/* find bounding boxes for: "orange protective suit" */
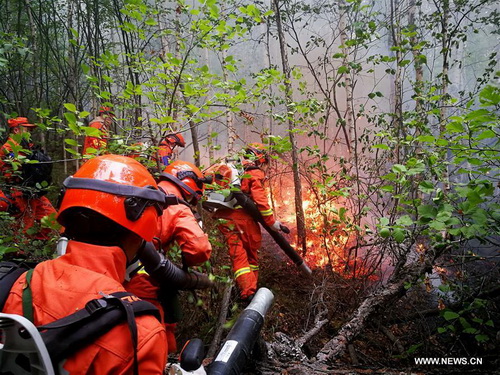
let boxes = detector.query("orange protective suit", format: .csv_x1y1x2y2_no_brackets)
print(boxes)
157,140,174,166
0,138,56,240
124,179,211,352
157,180,212,266
82,117,109,155
215,165,276,300
9,191,56,240
3,240,168,374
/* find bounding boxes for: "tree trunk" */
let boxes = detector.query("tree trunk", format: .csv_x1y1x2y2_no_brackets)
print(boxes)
439,0,450,193
222,47,236,154
338,0,354,152
273,0,307,255
408,0,424,116
389,0,404,163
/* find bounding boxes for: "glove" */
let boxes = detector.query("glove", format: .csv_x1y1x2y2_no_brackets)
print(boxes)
272,221,290,234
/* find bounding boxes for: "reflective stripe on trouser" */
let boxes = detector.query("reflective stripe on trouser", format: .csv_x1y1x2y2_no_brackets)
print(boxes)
250,264,259,281
216,209,261,299
234,267,257,300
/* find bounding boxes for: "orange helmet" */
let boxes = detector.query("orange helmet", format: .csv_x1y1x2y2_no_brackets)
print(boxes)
203,163,234,188
165,133,186,148
98,106,115,117
161,160,205,204
7,117,36,128
57,155,167,241
244,142,269,165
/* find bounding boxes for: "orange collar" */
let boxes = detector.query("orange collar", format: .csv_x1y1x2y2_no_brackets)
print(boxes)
64,240,128,283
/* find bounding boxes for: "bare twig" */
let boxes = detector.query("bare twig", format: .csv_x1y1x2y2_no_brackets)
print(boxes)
206,283,233,359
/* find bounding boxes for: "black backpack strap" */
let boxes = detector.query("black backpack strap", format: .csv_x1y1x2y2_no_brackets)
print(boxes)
39,291,160,373
0,262,29,311
159,172,200,204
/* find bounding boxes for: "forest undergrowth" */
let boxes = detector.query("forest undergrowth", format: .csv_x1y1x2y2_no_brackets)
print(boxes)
176,231,500,375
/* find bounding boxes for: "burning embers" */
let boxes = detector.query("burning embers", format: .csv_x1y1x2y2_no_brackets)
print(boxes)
271,184,370,279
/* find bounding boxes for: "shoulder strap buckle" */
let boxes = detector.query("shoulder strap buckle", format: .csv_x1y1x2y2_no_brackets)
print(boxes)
85,298,108,314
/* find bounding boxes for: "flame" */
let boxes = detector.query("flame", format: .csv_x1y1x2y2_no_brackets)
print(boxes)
271,181,376,280
417,243,426,253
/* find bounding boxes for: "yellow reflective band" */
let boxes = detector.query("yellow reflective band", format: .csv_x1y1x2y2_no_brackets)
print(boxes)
260,209,273,216
234,267,251,279
250,265,259,271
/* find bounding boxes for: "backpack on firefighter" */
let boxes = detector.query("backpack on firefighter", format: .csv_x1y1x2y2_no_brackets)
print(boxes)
21,146,53,196
202,162,242,211
0,261,160,375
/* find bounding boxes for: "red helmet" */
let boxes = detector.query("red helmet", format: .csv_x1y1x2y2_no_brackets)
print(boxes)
245,142,269,165
57,155,166,241
7,117,36,128
165,133,186,148
161,160,204,204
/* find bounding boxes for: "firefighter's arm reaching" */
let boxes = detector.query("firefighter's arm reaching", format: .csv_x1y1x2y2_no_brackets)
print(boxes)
158,204,212,267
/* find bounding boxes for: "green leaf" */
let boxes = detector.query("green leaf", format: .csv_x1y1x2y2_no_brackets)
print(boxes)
429,220,446,231
392,164,407,173
396,215,413,226
64,112,77,124
443,311,459,321
418,181,435,194
64,138,78,146
379,217,390,226
475,334,489,342
416,135,435,143
338,66,349,74
380,185,394,192
418,205,437,219
459,317,471,329
392,228,405,243
476,129,496,140
463,328,479,334
446,121,464,132
64,103,77,112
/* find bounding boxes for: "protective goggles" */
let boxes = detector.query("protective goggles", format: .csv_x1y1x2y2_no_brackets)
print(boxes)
60,176,168,221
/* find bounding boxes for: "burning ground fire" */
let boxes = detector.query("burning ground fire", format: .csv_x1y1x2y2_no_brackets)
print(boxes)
270,182,374,279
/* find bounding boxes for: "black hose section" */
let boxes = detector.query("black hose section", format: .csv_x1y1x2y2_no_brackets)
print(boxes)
233,191,305,266
138,242,213,290
207,309,264,375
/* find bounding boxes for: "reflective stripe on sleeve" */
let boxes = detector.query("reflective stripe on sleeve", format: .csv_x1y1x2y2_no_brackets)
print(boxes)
260,209,273,216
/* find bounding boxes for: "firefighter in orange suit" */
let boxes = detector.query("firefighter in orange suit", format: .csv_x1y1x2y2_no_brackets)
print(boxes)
158,132,186,167
125,160,211,352
214,143,288,301
0,117,56,240
82,106,115,156
2,155,168,373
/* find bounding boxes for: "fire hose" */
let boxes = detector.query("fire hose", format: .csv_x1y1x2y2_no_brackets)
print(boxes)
232,191,312,277
138,242,214,290
169,287,275,375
